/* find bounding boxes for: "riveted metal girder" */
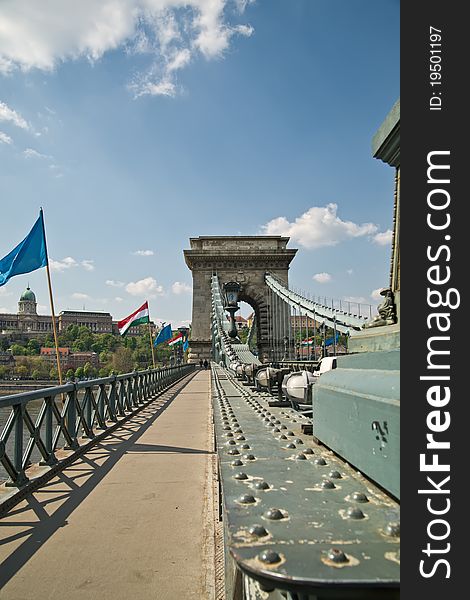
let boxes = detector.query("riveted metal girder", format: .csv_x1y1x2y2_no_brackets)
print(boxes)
212,364,400,598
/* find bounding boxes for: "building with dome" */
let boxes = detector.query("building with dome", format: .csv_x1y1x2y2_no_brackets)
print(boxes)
0,287,140,337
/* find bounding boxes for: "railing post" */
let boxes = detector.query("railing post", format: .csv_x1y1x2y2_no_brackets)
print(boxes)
43,395,57,465
10,404,28,486
66,383,79,450
109,375,117,421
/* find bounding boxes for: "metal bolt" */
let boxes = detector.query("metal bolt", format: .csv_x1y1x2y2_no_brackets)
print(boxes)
234,472,248,480
351,492,369,503
314,457,327,465
253,481,270,490
329,470,341,478
321,480,336,489
236,435,246,441
238,494,256,504
249,525,268,537
326,548,349,564
347,507,365,519
227,449,240,455
241,444,250,450
303,448,314,455
286,443,296,449
243,454,256,460
231,459,243,467
264,508,285,520
294,438,304,444
259,550,281,564
385,521,400,537
295,453,307,460
287,431,295,436
279,434,288,440
226,440,236,446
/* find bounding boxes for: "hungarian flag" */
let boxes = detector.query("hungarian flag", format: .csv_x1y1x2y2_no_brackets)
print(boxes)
117,301,149,336
168,333,183,346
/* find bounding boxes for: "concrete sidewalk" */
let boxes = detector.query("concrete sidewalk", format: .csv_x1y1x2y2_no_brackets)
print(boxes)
0,370,215,600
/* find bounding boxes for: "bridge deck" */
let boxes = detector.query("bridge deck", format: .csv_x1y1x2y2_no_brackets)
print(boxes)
0,370,216,600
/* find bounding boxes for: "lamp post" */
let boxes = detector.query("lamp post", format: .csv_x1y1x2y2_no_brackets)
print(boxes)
283,335,289,361
223,281,241,341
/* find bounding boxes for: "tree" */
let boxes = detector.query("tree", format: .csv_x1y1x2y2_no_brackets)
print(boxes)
112,347,134,374
66,368,75,380
10,343,26,356
49,367,58,380
27,338,41,355
15,365,28,378
83,361,95,379
75,366,84,379
32,369,41,380
0,366,10,379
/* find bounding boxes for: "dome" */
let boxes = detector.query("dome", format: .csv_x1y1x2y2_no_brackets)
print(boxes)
20,287,36,302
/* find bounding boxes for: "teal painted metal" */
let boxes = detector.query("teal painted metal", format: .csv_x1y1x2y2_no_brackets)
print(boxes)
212,364,400,598
312,361,399,499
0,364,194,489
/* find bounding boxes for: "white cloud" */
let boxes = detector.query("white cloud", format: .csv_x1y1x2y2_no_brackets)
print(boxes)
106,279,125,287
72,292,90,300
0,101,30,129
171,281,191,295
50,256,78,272
346,269,353,276
312,272,332,284
0,1,255,98
373,229,393,246
0,131,12,144
115,296,124,302
371,288,385,301
125,276,164,298
81,260,95,271
132,249,154,256
50,256,94,272
23,148,50,159
261,203,378,249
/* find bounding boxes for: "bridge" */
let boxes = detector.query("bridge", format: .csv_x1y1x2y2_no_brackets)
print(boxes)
0,102,400,599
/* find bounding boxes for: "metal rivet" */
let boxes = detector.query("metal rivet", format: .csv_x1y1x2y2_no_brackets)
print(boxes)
238,494,256,504
326,548,349,564
294,438,304,444
259,550,281,564
264,508,285,520
241,444,250,450
273,428,281,433
321,480,336,489
287,431,295,436
280,425,287,430
243,454,256,460
249,525,268,537
329,470,341,478
286,443,296,449
223,426,231,431
226,440,236,446
225,432,234,437
295,453,307,460
264,418,270,423
234,472,248,480
314,458,327,465
279,434,288,440
303,448,314,455
347,507,365,519
231,459,243,467
253,481,269,490
236,435,246,441
385,521,400,537
227,449,240,455
352,492,369,503
234,429,243,434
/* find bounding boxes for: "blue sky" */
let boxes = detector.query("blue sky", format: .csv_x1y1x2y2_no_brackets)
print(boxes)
0,0,399,326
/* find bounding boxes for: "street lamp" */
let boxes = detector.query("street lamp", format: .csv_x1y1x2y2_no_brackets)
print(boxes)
223,281,241,340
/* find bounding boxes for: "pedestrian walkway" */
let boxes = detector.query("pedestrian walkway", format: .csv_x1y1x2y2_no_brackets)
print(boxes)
0,370,216,600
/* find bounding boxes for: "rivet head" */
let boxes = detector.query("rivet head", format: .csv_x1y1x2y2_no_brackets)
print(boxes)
249,525,268,537
280,425,287,430
279,434,288,440
352,492,369,503
236,435,246,441
231,459,243,467
295,453,307,460
321,479,336,489
238,494,256,504
227,448,240,455
287,431,295,436
253,481,269,490
264,418,270,423
385,521,400,537
226,440,236,446
329,470,342,478
326,548,349,564
274,420,281,425
302,448,314,455
286,443,296,449
259,550,281,564
243,454,256,460
223,426,231,431
273,428,281,433
347,507,365,519
314,457,327,465
234,428,243,434
225,432,234,437
264,508,286,520
294,438,304,444
234,472,248,480
241,444,250,450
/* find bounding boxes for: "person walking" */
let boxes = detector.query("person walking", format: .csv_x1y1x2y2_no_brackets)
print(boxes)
203,359,208,370
199,359,203,369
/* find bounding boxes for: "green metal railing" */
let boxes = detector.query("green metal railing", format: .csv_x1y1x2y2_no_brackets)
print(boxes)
0,364,194,487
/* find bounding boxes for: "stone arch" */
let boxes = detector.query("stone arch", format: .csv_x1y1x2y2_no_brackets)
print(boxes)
184,236,297,362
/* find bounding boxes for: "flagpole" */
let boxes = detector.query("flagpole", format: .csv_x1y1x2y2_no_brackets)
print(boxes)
40,208,63,385
147,306,156,369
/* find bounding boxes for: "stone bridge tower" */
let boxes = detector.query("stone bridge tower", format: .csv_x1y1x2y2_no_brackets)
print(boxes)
184,236,297,363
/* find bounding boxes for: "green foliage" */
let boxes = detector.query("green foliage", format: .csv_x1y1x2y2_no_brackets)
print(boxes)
75,366,84,379
0,365,10,379
10,343,26,356
66,368,75,380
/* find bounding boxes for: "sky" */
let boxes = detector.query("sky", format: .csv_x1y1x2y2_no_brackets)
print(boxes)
0,0,399,327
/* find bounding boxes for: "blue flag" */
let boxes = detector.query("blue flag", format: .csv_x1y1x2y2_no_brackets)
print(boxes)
0,211,47,287
182,339,189,352
154,323,172,347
